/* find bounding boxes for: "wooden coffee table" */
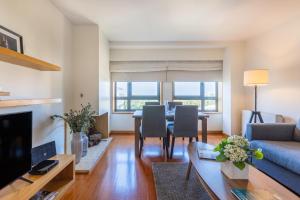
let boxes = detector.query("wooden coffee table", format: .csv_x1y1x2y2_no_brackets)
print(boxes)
186,142,300,200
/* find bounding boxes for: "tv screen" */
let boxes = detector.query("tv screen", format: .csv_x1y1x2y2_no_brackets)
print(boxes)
0,112,32,189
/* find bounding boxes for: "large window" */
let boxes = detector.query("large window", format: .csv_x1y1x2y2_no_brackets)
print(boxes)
173,82,218,112
114,82,160,112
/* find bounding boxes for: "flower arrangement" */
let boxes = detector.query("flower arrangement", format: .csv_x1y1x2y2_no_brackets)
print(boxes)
51,103,96,134
214,135,263,170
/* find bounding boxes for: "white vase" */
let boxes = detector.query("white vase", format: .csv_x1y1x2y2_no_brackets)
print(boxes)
221,162,249,180
71,132,83,164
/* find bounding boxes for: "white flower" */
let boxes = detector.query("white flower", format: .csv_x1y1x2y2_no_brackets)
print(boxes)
227,135,249,148
223,144,248,162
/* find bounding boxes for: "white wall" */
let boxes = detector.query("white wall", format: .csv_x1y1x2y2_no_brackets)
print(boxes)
0,0,73,153
244,17,300,122
110,48,223,61
98,30,111,116
71,25,99,111
222,43,246,135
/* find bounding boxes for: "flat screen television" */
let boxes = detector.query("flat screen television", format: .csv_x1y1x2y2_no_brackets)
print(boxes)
0,112,32,189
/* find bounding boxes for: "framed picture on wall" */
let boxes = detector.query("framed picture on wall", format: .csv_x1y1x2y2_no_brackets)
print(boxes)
0,25,24,54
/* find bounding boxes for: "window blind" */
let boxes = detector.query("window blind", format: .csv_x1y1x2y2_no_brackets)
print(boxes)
110,60,223,81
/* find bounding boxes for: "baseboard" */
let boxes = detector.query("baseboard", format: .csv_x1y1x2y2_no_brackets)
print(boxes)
110,130,135,135
198,130,223,135
110,130,224,135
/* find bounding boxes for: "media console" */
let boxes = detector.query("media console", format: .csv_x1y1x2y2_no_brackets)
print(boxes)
0,155,74,200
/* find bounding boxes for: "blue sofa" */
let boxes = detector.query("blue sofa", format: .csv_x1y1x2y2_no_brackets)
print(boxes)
246,122,300,196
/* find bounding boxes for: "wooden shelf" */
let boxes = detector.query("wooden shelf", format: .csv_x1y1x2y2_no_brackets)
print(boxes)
0,98,62,108
0,92,10,96
0,47,61,71
0,155,75,200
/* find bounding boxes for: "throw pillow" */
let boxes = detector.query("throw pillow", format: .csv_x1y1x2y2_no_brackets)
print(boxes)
293,119,300,141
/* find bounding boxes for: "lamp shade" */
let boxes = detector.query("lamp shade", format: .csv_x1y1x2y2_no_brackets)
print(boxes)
244,69,269,86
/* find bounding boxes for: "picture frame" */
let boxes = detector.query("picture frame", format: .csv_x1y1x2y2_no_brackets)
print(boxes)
0,25,24,54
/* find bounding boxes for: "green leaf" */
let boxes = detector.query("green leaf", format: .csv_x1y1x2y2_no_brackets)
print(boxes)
254,149,264,160
216,153,228,162
214,145,221,152
233,162,245,170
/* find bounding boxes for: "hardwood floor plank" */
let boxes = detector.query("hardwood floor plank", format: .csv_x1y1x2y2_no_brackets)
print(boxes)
62,134,225,200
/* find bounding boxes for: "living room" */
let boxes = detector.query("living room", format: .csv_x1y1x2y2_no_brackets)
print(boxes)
0,0,299,200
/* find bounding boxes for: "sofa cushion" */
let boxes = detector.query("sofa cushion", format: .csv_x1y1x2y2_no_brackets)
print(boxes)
293,119,300,141
251,140,300,175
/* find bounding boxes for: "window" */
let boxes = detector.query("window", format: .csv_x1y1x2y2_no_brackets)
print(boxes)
173,81,218,112
114,82,160,112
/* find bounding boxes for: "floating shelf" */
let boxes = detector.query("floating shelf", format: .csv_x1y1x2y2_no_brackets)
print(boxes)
0,98,62,108
0,47,61,71
0,92,10,96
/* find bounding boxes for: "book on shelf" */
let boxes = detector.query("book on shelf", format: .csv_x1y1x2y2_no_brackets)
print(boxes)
30,190,58,200
231,188,282,200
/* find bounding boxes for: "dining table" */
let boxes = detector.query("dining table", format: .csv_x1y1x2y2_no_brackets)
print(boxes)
132,110,209,157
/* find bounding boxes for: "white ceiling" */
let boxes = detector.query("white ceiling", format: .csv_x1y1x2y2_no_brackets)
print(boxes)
51,0,300,42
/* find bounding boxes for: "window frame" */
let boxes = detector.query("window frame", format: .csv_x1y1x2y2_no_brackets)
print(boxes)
114,81,161,112
172,81,218,112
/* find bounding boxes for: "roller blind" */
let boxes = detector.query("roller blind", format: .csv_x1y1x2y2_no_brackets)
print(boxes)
110,60,223,81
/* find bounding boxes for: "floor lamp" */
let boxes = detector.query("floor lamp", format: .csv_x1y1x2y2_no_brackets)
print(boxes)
244,69,269,123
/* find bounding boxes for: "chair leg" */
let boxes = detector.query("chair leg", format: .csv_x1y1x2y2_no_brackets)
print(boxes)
170,136,175,159
189,137,192,143
182,137,184,141
167,132,170,149
165,137,169,159
196,136,199,142
139,137,144,158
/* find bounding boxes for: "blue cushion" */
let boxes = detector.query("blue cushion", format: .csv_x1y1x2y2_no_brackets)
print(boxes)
293,119,300,141
251,140,300,175
167,125,174,134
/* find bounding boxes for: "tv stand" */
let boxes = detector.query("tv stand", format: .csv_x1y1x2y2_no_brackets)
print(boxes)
18,177,33,184
0,155,74,200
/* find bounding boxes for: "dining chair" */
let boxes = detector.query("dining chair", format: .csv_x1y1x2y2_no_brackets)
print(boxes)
139,105,168,158
145,102,160,105
167,101,184,140
167,101,183,111
167,105,198,159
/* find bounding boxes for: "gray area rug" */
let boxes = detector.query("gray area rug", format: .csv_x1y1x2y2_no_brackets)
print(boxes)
152,163,211,200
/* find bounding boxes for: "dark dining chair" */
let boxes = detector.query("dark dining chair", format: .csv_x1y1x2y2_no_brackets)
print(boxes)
167,105,198,159
145,102,160,105
139,105,168,158
167,101,183,111
167,101,184,140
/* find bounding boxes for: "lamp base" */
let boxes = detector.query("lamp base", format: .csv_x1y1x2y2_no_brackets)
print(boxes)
249,111,264,123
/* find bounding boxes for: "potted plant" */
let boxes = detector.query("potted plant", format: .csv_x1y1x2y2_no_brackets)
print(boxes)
52,103,96,164
214,135,263,179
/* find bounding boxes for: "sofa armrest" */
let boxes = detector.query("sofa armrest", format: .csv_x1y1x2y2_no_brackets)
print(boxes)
246,123,295,141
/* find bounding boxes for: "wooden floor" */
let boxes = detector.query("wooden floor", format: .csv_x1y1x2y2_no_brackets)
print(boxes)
62,133,225,200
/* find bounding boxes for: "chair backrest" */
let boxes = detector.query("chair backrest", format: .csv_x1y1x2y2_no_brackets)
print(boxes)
145,102,160,106
167,101,183,111
142,105,166,137
173,105,198,137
